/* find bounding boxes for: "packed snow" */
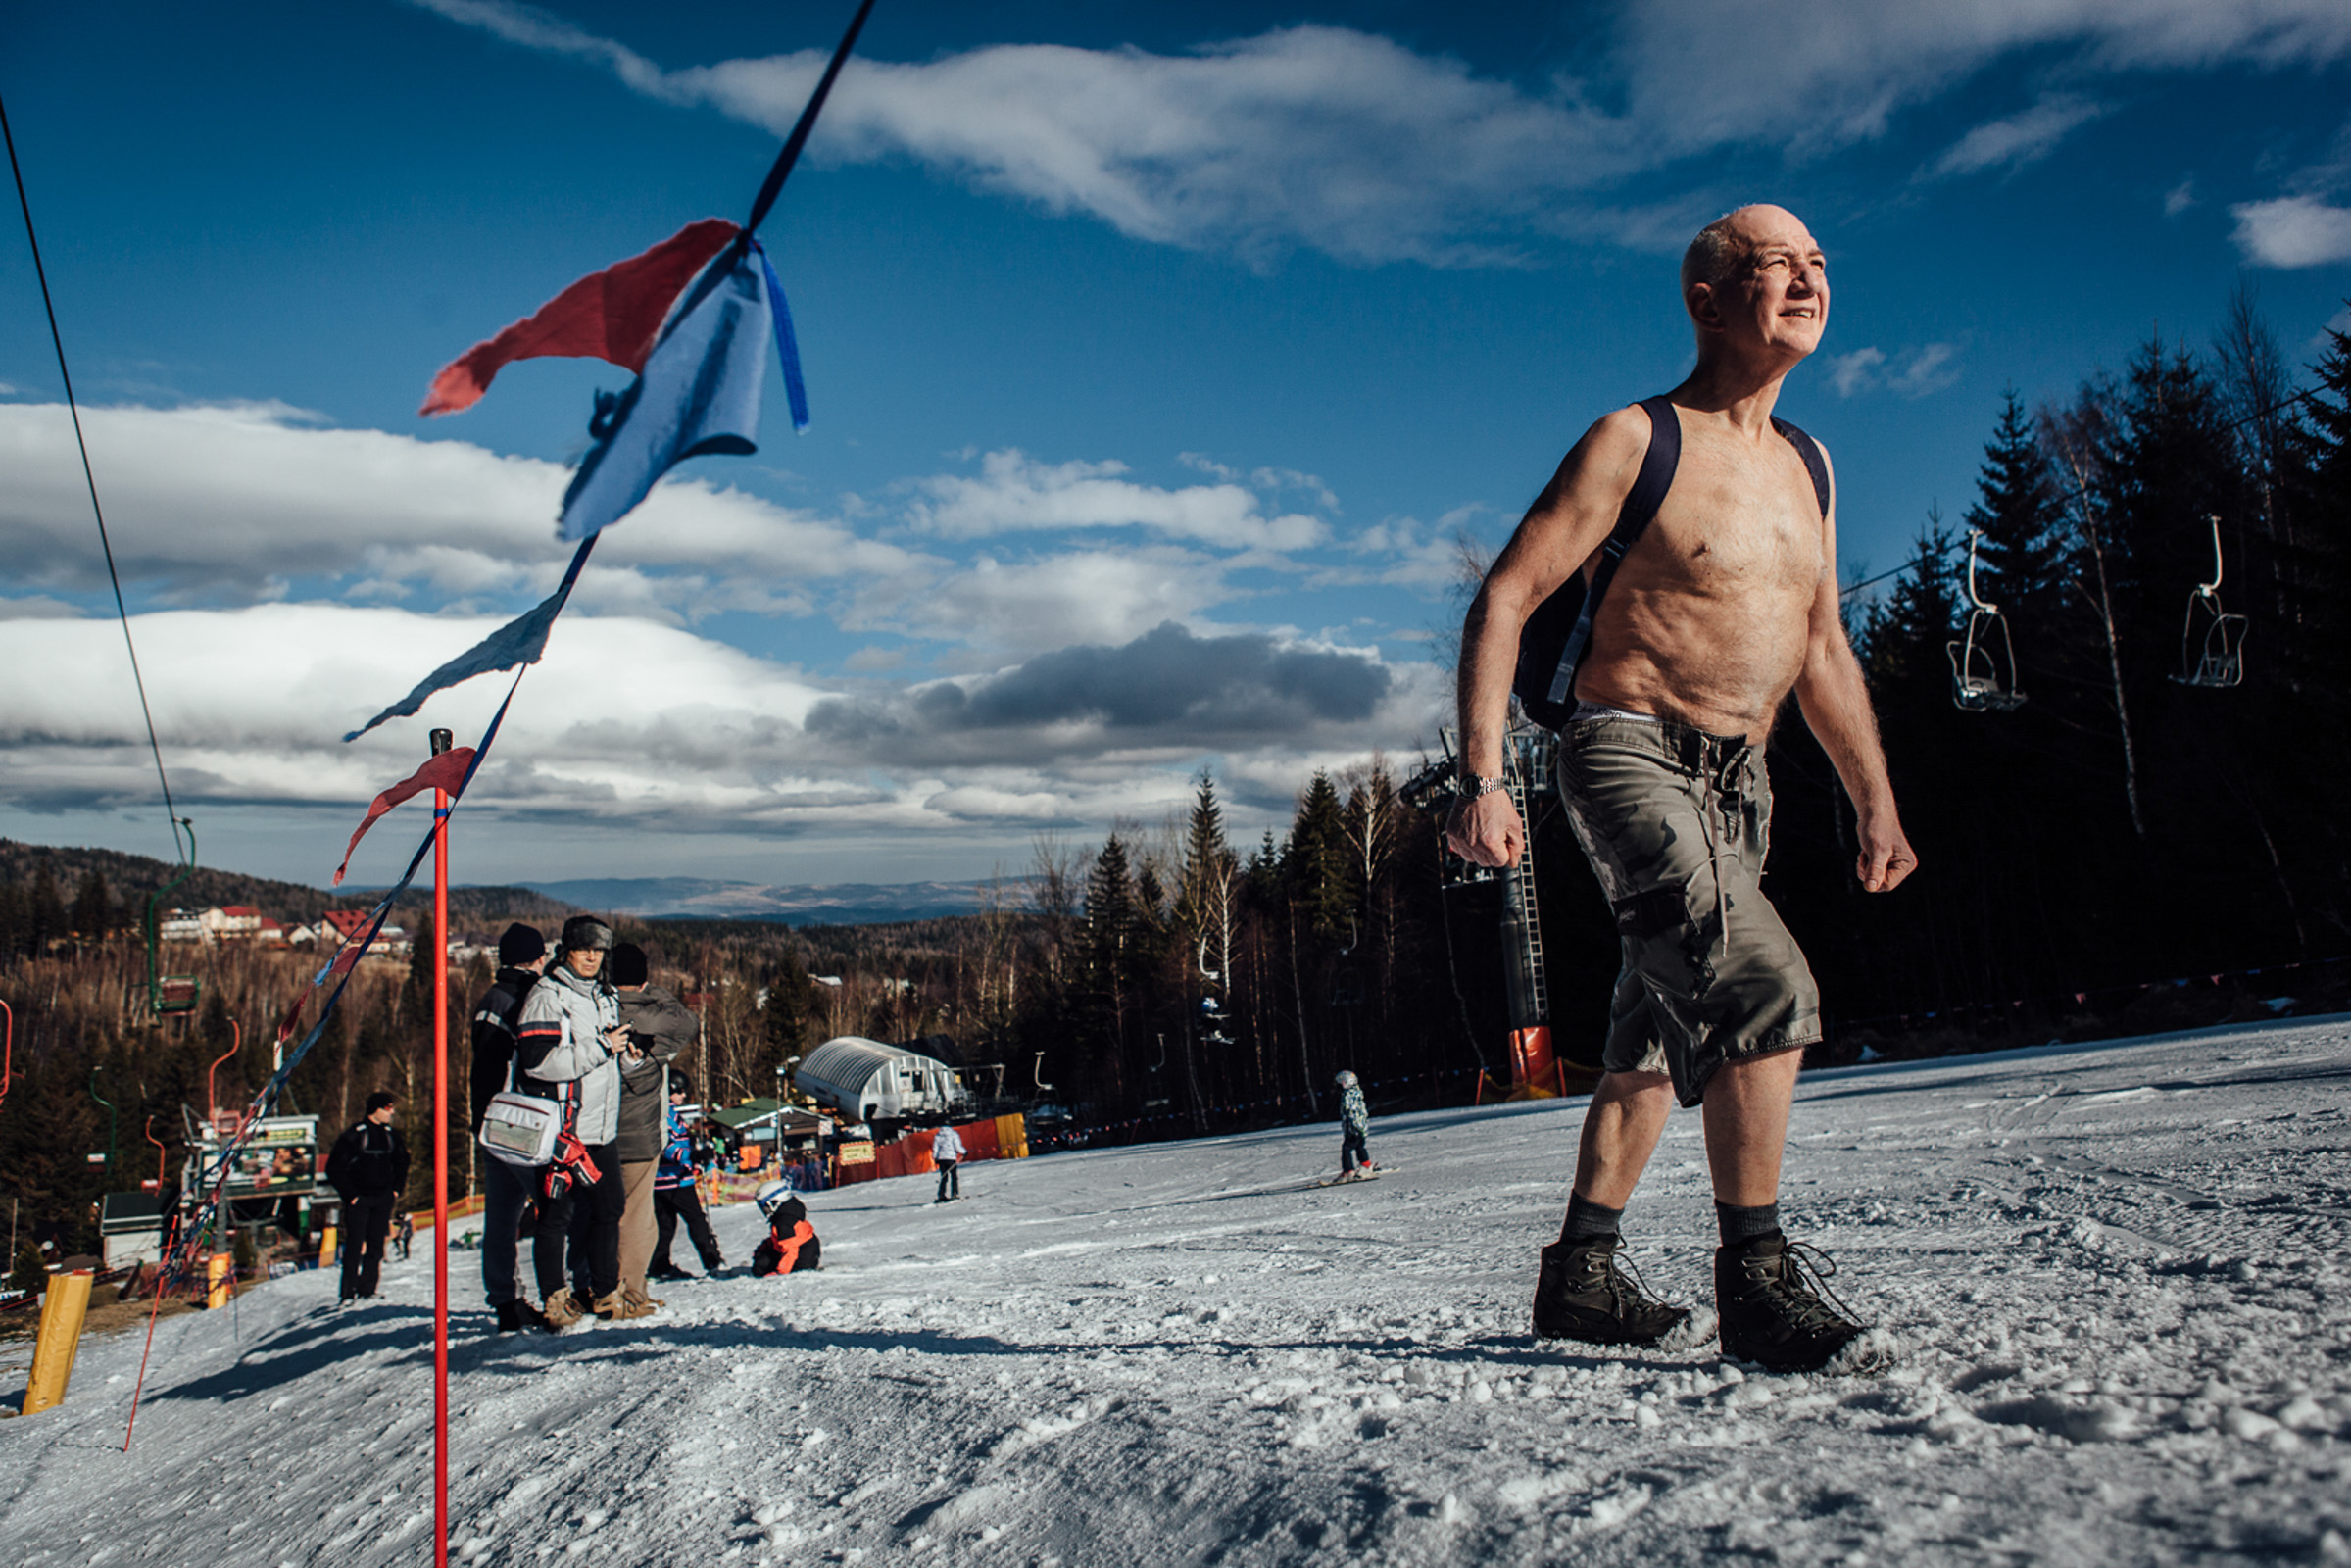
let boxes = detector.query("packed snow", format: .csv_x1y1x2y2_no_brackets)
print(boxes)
5,1017,2351,1566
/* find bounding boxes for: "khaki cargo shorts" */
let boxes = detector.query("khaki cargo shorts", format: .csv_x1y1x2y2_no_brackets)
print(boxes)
1555,712,1821,1107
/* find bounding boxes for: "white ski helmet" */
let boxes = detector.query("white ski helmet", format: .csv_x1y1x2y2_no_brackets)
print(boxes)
1335,1070,1358,1088
755,1180,796,1219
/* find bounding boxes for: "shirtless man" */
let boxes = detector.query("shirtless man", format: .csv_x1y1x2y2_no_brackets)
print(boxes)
1447,204,1916,1373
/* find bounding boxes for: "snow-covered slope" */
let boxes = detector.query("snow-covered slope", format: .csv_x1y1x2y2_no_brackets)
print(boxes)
6,1019,2351,1566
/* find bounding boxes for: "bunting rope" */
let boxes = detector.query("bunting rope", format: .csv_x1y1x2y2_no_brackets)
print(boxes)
142,667,531,1323
1,89,189,865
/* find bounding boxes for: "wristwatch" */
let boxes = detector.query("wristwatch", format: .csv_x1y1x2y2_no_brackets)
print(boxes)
1458,771,1507,800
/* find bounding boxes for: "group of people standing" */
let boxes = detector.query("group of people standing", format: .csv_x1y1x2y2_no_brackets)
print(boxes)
469,916,725,1333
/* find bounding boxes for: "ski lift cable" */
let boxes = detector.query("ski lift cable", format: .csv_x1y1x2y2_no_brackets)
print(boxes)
1,91,189,865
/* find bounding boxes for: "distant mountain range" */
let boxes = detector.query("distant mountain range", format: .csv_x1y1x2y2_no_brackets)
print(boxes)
522,877,1036,926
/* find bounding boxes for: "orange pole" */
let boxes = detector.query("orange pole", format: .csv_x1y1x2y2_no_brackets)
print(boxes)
206,1020,242,1131
430,729,453,1568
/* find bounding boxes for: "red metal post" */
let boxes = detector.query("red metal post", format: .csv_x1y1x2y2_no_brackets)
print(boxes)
430,730,453,1568
206,1020,241,1131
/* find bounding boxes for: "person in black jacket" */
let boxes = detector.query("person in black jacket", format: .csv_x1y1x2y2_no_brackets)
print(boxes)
469,922,548,1332
326,1092,410,1302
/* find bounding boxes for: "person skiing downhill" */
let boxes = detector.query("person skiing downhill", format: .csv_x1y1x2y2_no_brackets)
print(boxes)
1335,1071,1374,1179
932,1123,965,1203
1447,204,1914,1374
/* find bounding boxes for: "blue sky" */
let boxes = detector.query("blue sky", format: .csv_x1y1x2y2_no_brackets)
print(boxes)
4,1,2349,890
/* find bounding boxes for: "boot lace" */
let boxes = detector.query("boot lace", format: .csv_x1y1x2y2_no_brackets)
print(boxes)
1756,1240,1865,1333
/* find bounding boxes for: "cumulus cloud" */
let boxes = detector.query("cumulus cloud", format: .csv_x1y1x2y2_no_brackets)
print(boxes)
411,0,2351,266
908,449,1325,550
0,604,1444,868
1925,96,2103,178
2229,195,2351,268
0,400,928,617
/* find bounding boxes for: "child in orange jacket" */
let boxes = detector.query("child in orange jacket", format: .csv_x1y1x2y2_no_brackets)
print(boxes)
752,1183,822,1276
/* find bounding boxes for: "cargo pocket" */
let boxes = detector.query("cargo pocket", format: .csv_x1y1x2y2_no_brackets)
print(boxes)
1611,885,1688,941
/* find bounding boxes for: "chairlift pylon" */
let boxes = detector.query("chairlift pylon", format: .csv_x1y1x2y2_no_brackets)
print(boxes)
1946,530,2027,712
2171,515,2246,690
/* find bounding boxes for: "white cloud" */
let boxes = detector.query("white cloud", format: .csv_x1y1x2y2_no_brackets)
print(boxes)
411,0,2351,267
846,546,1241,659
1890,343,1963,399
0,602,1445,867
2229,195,2351,268
2165,176,2197,216
908,449,1325,550
1926,96,2103,178
1825,344,1959,400
0,400,928,615
1829,347,1888,398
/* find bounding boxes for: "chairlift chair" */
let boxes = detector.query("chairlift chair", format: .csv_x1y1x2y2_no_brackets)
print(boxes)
1946,530,2027,712
142,817,205,1018
2172,516,2247,690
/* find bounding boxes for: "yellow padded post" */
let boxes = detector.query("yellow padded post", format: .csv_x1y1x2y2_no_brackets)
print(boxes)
23,1268,94,1416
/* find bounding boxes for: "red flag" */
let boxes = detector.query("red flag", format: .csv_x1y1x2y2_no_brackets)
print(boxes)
333,748,475,886
418,218,740,416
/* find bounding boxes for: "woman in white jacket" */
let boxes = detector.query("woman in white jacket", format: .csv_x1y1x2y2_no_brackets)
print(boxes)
515,916,634,1328
931,1124,966,1203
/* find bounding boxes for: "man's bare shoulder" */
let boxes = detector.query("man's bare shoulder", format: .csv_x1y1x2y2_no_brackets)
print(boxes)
1543,401,1656,512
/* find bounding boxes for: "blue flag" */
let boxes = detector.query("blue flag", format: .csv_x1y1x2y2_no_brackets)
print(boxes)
558,239,774,543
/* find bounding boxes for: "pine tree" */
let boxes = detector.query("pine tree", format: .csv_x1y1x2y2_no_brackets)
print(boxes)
1286,772,1350,936
69,871,113,942
25,861,66,956
1966,390,2069,618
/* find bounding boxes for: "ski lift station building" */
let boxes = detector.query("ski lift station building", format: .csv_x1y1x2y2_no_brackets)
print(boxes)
795,1036,970,1123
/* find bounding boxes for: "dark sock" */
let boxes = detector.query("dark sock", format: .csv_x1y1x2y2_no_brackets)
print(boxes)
1715,1200,1781,1247
1559,1192,1623,1245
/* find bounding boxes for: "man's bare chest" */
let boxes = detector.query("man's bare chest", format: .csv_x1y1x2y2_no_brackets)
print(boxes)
1622,442,1823,597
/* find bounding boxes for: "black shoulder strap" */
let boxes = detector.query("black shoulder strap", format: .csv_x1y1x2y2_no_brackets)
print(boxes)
1772,416,1832,516
1547,396,1682,706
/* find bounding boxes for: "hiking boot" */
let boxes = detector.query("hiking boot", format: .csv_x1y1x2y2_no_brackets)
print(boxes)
592,1289,655,1322
647,1263,691,1283
1532,1235,1692,1346
1715,1232,1868,1373
539,1287,583,1333
620,1284,663,1316
494,1298,546,1334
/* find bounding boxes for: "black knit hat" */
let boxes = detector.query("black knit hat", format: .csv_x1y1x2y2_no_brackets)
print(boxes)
609,941,649,986
365,1090,397,1113
559,915,614,953
498,922,546,967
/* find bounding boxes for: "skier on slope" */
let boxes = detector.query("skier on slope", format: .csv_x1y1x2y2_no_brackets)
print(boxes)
1335,1071,1375,1180
932,1122,966,1203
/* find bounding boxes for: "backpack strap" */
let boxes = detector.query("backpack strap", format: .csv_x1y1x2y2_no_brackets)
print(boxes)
1771,416,1832,516
1546,395,1683,707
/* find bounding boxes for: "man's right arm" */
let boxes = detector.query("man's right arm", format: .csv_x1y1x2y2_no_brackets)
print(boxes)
1447,407,1653,867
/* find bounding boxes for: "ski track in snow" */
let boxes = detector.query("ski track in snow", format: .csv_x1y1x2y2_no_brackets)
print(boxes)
5,1019,2351,1566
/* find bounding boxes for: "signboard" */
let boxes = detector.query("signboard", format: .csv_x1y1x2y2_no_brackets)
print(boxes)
87,1152,107,1165
836,1140,875,1166
206,1114,320,1198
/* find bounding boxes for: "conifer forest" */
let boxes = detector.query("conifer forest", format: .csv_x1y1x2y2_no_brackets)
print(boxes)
5,301,2351,1257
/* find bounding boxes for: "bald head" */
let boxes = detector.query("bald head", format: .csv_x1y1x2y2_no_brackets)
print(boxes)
1682,204,1809,308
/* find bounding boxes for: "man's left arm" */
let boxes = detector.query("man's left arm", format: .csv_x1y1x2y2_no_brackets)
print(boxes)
1790,448,1917,894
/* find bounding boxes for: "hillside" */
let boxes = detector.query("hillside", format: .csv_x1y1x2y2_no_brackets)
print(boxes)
0,838,576,932
2,1021,2346,1565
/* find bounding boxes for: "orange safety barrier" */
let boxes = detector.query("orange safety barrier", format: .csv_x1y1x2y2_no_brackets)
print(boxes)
995,1112,1029,1158
409,1193,486,1232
